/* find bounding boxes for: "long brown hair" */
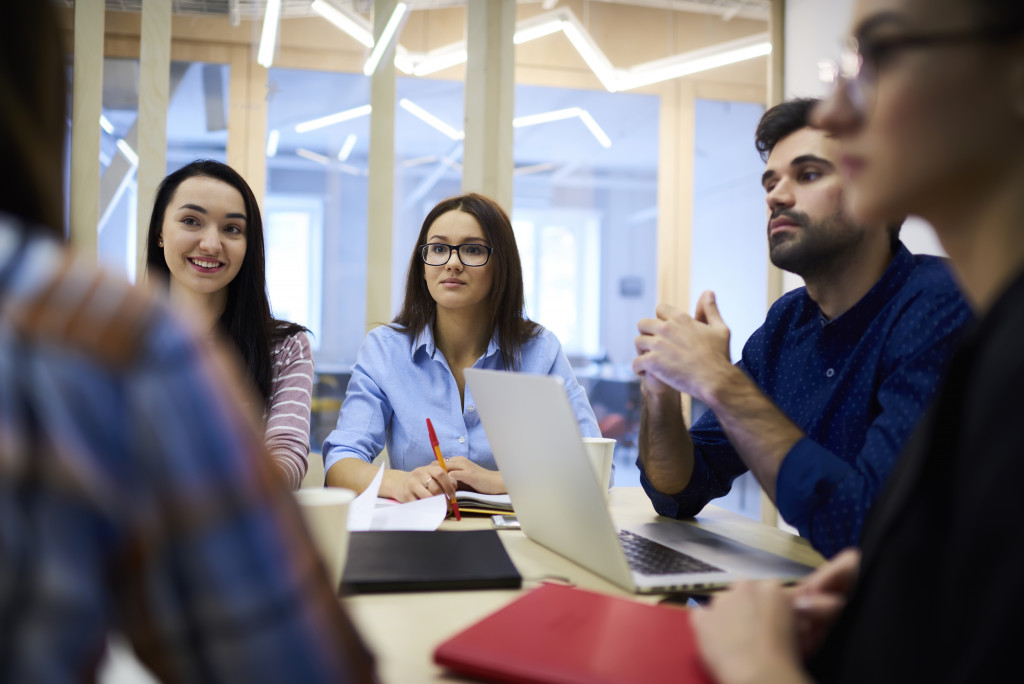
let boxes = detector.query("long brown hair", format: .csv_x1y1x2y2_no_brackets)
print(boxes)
392,193,540,370
145,160,307,408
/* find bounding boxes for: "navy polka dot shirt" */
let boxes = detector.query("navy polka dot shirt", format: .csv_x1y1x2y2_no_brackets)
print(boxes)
639,245,973,558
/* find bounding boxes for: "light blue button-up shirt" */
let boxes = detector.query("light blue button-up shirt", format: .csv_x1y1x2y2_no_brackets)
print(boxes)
323,323,600,476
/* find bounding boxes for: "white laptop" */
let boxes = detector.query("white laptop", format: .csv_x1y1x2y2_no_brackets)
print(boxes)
465,368,814,594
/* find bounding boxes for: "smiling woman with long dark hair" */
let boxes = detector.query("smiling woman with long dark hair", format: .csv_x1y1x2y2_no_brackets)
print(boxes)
146,160,313,489
323,193,599,502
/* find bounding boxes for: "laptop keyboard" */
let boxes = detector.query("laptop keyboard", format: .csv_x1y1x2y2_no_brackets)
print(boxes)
619,530,725,575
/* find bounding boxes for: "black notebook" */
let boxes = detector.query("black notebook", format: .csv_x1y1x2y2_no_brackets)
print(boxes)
341,529,522,593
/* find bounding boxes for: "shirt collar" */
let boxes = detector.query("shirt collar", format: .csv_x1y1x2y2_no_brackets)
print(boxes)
816,242,915,333
411,321,502,361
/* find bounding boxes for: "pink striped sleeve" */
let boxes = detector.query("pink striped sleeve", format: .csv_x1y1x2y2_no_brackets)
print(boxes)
266,331,314,490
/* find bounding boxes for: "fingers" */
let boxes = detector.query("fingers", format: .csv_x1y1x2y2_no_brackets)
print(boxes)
694,290,725,329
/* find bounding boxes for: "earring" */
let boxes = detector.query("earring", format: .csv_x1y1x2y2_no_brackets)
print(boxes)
158,237,164,248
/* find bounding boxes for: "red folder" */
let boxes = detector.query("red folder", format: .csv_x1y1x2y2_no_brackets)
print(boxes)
434,583,713,683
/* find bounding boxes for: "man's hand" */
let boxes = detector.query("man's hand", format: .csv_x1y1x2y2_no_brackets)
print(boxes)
633,291,733,404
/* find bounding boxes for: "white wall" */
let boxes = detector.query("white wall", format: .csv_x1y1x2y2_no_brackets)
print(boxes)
780,0,943,295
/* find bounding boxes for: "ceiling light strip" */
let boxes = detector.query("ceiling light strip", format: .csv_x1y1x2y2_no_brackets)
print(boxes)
399,98,464,140
256,0,282,68
363,2,409,76
311,0,374,48
295,104,372,133
338,133,357,161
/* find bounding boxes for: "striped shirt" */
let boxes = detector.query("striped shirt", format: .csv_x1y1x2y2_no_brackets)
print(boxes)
0,216,375,682
267,331,313,490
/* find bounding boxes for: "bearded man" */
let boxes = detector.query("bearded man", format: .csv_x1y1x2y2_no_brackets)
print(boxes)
633,99,971,558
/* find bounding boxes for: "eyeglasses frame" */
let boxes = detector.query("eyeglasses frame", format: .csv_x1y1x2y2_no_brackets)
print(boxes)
419,242,494,267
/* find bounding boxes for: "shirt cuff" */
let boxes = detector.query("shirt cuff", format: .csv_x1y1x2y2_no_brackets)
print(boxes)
776,436,850,529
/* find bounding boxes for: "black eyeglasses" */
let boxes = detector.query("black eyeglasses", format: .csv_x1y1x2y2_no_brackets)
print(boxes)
419,242,494,267
831,24,1024,114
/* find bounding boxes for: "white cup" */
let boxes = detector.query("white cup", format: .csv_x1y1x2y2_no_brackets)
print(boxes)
295,488,356,589
582,437,616,497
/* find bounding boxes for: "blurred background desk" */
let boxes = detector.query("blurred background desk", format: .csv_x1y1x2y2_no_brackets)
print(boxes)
342,486,824,683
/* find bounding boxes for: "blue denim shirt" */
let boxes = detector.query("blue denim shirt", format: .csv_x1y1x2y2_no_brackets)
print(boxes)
323,323,600,476
640,245,972,557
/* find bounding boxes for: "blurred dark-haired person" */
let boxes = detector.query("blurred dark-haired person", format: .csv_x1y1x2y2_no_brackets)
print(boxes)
323,193,599,501
145,160,313,490
693,0,1024,681
0,3,373,681
634,98,970,557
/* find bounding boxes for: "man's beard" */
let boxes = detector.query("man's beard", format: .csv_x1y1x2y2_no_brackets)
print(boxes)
768,208,864,279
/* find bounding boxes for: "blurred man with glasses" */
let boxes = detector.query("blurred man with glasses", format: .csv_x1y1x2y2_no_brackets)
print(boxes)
633,98,971,558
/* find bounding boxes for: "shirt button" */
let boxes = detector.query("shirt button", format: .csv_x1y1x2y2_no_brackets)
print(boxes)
458,436,466,444
826,368,835,378
467,405,475,412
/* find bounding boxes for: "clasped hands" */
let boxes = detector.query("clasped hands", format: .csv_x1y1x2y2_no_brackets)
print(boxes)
633,290,733,402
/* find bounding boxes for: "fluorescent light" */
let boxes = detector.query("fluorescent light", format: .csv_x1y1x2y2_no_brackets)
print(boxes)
116,139,138,166
99,114,114,135
256,0,282,68
295,104,372,133
363,2,408,76
400,155,440,168
311,0,374,48
399,98,464,140
577,110,612,148
513,107,580,128
412,47,468,77
394,46,416,74
513,107,611,148
296,148,330,165
337,133,357,161
513,18,563,45
266,129,280,157
560,19,617,91
618,35,771,91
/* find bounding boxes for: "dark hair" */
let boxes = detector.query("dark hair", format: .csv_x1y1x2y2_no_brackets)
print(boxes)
145,160,306,408
0,2,66,236
754,98,821,163
757,99,903,252
392,193,540,371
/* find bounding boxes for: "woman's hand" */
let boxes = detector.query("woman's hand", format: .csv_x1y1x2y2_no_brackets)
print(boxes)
380,464,457,503
444,457,505,494
691,580,811,684
788,547,861,658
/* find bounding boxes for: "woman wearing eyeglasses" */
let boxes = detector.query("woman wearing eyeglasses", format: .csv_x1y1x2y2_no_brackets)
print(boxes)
323,193,599,501
690,0,1024,682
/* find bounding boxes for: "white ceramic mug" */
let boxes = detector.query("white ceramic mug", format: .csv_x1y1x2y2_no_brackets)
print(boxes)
582,437,616,497
295,488,356,589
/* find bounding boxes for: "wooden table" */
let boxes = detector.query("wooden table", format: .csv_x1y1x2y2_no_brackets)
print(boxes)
343,487,824,682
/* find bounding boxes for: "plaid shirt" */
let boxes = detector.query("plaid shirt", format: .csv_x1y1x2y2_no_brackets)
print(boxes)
0,216,375,682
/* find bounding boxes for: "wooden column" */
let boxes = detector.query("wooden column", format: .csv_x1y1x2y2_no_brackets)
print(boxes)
69,0,104,255
366,0,399,330
462,0,515,211
136,0,171,281
761,0,786,527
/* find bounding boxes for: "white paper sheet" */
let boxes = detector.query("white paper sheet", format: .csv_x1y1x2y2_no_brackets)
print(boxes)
347,463,448,531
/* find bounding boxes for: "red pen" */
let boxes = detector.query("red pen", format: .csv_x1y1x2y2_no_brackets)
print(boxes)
426,418,461,521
